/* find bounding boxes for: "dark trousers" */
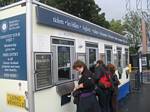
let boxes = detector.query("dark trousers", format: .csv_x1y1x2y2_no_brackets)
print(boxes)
98,89,112,112
111,87,119,112
77,94,101,112
111,95,118,112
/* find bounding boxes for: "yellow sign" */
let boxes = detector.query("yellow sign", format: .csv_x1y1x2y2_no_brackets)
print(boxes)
7,93,25,108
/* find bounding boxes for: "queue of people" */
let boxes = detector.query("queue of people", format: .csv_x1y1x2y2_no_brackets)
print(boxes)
72,60,120,112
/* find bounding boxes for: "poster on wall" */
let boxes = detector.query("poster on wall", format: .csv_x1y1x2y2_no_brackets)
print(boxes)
0,14,27,80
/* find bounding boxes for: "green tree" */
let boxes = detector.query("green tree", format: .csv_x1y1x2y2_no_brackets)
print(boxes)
0,0,110,28
0,0,18,7
40,0,110,28
123,11,142,54
109,19,125,34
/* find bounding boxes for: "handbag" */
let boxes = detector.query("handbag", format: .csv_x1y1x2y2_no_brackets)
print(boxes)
72,89,81,104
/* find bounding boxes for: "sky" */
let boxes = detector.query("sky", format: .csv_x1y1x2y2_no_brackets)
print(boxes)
95,0,148,21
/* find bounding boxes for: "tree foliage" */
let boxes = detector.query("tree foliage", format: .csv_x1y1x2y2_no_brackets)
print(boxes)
40,0,110,28
123,11,142,54
0,0,110,28
0,0,19,7
109,19,125,35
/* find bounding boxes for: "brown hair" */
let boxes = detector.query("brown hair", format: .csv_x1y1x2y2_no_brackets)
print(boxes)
96,60,104,65
107,63,116,74
73,60,87,69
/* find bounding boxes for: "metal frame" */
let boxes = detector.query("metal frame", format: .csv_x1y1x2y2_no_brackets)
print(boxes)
26,0,34,112
104,45,113,65
85,42,99,68
51,37,75,85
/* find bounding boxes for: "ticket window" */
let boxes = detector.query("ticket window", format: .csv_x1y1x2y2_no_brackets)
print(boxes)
117,47,122,68
52,38,75,84
86,42,99,72
105,45,112,65
34,53,52,90
117,47,122,79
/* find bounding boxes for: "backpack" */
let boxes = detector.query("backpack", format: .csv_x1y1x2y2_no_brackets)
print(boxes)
98,67,114,89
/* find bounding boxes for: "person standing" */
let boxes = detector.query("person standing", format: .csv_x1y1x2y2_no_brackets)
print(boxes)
94,60,112,112
73,60,101,112
107,64,120,112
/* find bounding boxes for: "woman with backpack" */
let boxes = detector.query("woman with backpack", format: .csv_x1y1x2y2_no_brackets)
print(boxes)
73,60,101,112
94,60,113,112
107,64,120,112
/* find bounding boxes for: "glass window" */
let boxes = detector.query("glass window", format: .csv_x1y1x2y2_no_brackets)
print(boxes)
35,53,52,90
89,48,96,65
58,46,71,81
105,45,112,65
117,50,122,67
106,49,112,65
125,51,129,66
89,48,96,72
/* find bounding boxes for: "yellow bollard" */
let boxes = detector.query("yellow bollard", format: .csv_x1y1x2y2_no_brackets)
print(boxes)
128,64,132,73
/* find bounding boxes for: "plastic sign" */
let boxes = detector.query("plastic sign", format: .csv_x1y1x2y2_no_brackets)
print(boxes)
7,93,25,108
36,6,128,45
0,14,27,80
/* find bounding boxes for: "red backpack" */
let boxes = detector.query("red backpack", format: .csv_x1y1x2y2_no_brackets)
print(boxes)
98,67,113,88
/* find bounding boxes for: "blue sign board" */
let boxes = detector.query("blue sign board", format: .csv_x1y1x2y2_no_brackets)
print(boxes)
36,7,128,45
0,14,27,80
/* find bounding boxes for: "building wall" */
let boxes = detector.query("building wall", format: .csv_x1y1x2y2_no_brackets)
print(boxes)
32,4,129,112
0,4,28,112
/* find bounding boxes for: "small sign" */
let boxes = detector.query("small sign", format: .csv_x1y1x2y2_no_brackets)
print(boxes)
7,93,25,108
142,57,147,66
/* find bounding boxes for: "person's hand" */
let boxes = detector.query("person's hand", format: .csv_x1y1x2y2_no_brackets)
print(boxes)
73,83,84,91
78,83,84,88
73,86,78,91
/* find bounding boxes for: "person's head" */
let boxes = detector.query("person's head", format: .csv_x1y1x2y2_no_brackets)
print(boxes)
96,60,104,67
73,60,87,74
107,63,116,74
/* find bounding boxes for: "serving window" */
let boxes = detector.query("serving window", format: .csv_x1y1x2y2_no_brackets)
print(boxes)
105,45,112,65
86,42,98,72
34,53,52,90
51,37,75,84
117,47,122,67
58,46,71,81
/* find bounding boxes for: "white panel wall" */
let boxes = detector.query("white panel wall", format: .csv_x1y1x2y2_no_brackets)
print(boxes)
0,5,28,112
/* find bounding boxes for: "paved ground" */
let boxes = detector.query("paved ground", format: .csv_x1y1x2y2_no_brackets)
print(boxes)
119,84,150,112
